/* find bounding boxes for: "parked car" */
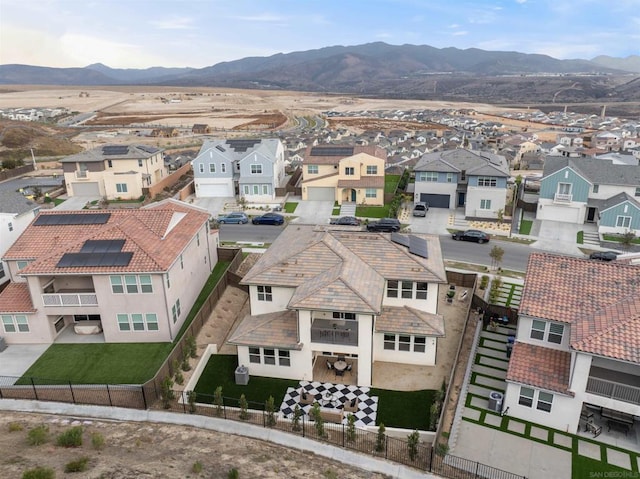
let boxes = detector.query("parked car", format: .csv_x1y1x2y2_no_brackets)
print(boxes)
589,251,619,262
330,216,361,226
366,218,401,232
252,212,285,225
452,229,490,243
218,212,248,224
412,202,429,217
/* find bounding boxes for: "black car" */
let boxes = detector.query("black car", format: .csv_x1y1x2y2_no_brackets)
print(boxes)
251,213,285,225
330,216,362,226
589,251,619,262
366,218,401,232
452,229,490,243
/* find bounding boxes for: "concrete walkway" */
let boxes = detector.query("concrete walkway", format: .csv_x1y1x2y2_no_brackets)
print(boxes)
0,399,436,479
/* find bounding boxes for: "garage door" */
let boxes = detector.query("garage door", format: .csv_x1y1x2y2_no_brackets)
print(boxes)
308,187,335,201
196,183,233,197
71,182,100,196
420,193,450,208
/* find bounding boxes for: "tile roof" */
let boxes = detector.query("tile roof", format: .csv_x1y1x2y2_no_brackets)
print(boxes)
542,156,640,187
376,306,445,336
227,310,301,349
3,199,209,275
337,176,385,188
0,283,36,313
304,145,386,165
506,342,573,395
415,149,509,176
242,226,447,314
60,144,162,163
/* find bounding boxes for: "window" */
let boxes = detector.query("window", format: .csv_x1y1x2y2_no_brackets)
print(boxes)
1,314,29,333
17,260,29,270
263,348,276,365
416,282,428,300
344,167,355,176
0,262,5,280
557,182,572,195
401,281,413,299
2,315,16,332
124,275,138,294
446,173,454,183
108,160,113,168
366,165,378,175
117,314,130,331
398,335,411,351
251,164,263,174
332,312,356,320
387,280,398,298
138,159,143,167
110,276,124,294
221,163,226,173
131,313,144,331
257,285,272,301
425,172,438,182
593,184,599,193
548,323,564,344
480,199,492,210
166,274,170,289
116,183,128,193
172,299,181,323
197,163,205,173
253,185,259,195
414,336,426,353
616,216,631,228
530,320,545,340
197,234,200,247
278,350,291,366
209,163,216,173
8,222,13,232
635,187,640,197
478,177,497,187
262,185,269,195
365,188,377,198
537,392,553,412
518,387,534,407
461,170,466,181
243,185,250,195
146,313,159,331
180,255,184,269
383,334,395,350
307,165,318,174
249,347,261,364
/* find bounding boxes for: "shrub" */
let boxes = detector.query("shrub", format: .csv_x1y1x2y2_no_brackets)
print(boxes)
311,402,326,438
181,350,192,372
9,422,24,432
27,425,49,446
407,430,420,461
375,423,386,452
174,368,184,386
161,376,175,409
227,468,239,479
435,442,449,456
292,405,302,432
64,456,89,473
346,414,356,443
214,386,224,417
265,396,276,427
479,275,489,290
186,335,198,358
91,432,105,450
56,426,83,447
188,390,197,414
192,460,203,474
22,466,55,479
239,394,249,420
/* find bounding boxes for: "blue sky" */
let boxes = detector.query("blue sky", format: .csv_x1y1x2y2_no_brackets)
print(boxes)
1,0,638,69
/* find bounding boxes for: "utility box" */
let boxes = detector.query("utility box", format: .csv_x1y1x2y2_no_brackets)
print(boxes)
488,391,503,412
234,365,249,385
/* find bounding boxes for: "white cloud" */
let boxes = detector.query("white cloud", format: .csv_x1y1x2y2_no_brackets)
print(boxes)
452,31,468,36
232,13,287,23
375,33,393,39
515,0,527,4
149,17,195,30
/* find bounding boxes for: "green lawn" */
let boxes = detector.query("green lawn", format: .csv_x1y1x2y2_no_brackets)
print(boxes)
194,355,297,408
603,234,640,244
519,219,533,235
356,205,392,218
371,388,434,430
572,454,630,479
284,202,298,213
19,343,172,384
384,174,401,193
577,231,584,244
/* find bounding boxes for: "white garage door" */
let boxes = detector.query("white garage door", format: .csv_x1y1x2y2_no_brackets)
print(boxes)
71,182,100,196
196,183,233,197
308,187,335,201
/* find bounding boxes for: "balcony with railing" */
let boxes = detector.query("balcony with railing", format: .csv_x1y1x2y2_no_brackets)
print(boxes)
553,193,573,203
586,366,640,406
42,290,98,307
75,170,89,179
311,319,358,346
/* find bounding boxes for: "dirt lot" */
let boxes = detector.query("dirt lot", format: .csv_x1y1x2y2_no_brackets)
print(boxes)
0,412,389,479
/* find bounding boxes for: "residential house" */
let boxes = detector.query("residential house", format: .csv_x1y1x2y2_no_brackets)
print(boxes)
503,253,640,433
228,225,447,387
192,138,285,201
301,145,386,205
61,144,166,200
536,156,640,235
413,149,509,219
192,124,211,134
0,200,217,344
151,128,178,138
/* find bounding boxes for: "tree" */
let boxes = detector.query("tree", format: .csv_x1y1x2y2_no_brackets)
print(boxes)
489,245,505,271
346,414,356,443
187,390,197,414
239,394,249,420
310,402,326,438
214,386,224,417
161,376,175,409
620,231,636,251
375,423,386,452
265,396,276,427
407,430,420,461
292,404,302,432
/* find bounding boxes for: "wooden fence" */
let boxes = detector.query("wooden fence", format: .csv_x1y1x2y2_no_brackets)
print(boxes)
143,163,192,199
0,164,35,181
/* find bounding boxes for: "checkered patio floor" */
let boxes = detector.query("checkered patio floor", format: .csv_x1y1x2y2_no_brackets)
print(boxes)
279,380,378,427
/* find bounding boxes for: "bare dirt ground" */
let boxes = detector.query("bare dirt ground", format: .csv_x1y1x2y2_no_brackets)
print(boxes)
0,412,389,479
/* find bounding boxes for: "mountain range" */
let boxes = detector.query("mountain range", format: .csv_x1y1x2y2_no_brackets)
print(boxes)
1,42,639,103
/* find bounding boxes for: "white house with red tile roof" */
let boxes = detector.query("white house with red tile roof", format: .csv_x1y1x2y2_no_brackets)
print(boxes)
504,252,640,432
228,225,447,387
0,199,217,344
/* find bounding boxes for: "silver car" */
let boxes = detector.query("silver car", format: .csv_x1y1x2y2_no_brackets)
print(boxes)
412,202,428,217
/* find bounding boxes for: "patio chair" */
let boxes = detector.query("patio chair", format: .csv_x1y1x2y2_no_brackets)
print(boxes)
337,355,345,361
343,397,359,413
326,360,333,371
335,369,344,377
299,389,315,406
345,363,353,374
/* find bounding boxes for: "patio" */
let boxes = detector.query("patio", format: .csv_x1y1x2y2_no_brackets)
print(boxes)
312,354,358,386
54,324,105,344
577,406,639,451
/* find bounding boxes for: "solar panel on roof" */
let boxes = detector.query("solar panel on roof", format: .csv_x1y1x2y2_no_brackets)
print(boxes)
409,235,429,259
34,213,111,226
309,146,354,157
102,145,129,155
56,252,133,268
390,232,410,247
137,145,159,154
80,239,125,253
226,139,261,152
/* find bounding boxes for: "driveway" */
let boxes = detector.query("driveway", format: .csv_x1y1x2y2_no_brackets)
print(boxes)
531,220,584,256
289,200,334,224
54,195,99,210
0,344,49,382
406,208,452,235
192,196,235,216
